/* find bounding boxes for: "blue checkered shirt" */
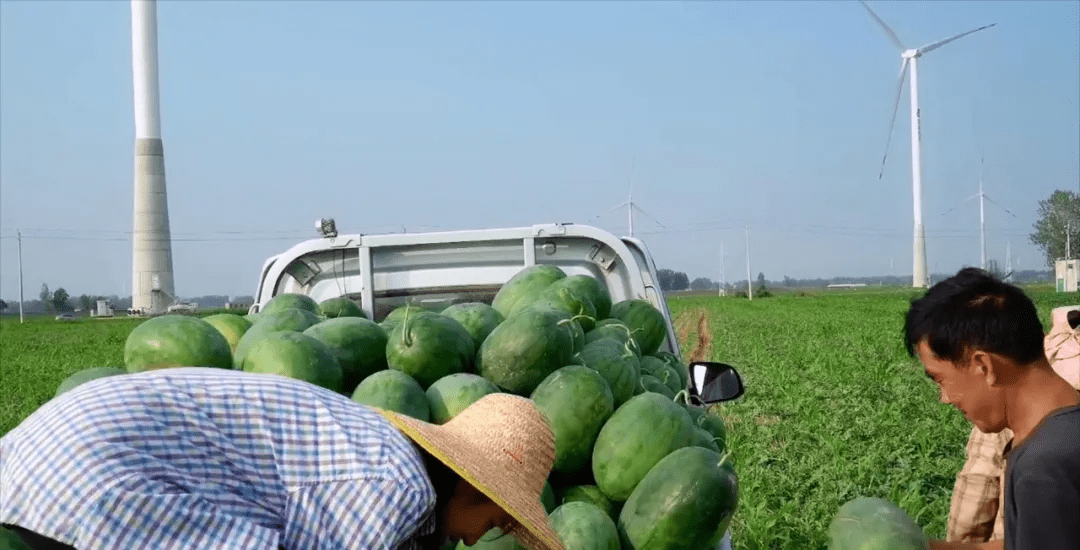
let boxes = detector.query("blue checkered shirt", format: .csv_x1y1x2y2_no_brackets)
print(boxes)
0,367,438,550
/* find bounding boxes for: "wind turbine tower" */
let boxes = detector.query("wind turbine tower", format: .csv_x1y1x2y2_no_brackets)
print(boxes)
861,1,995,288
130,0,175,315
1005,242,1013,282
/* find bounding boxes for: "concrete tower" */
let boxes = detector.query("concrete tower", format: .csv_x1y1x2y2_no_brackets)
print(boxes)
130,0,174,314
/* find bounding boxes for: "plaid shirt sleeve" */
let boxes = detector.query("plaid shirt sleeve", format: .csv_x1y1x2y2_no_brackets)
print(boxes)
946,425,1011,543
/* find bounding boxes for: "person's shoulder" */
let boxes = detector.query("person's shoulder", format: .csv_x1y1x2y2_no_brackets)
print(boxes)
1011,405,1080,469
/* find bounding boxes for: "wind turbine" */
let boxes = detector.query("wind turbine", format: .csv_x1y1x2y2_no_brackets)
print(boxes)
861,1,995,288
588,160,666,237
1005,242,1012,280
940,156,1017,269
130,0,175,315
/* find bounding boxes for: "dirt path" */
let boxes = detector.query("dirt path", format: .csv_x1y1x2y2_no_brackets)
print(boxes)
674,308,713,363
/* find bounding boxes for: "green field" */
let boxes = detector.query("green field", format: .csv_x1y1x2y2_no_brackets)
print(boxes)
1,286,1076,549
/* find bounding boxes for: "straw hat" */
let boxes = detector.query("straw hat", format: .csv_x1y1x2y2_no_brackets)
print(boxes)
377,393,565,550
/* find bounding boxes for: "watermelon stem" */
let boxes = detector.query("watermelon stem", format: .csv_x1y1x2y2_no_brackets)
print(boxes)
569,313,595,326
673,389,690,405
402,305,414,347
556,318,578,349
717,449,735,468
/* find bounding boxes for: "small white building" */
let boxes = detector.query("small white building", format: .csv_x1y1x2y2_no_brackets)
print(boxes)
95,300,115,318
1055,259,1079,292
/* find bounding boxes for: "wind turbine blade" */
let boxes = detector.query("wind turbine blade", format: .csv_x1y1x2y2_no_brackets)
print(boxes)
631,203,667,228
918,23,996,55
586,201,631,224
940,194,979,216
860,1,905,50
983,195,1019,218
879,58,909,180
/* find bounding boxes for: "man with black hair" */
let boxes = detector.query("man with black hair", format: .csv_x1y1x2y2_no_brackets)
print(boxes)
904,267,1080,550
946,304,1080,544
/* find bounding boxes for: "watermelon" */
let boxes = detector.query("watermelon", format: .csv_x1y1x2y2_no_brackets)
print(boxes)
549,501,621,550
654,351,689,390
351,369,431,422
55,366,127,397
634,374,676,399
491,264,566,318
609,299,668,356
441,302,505,353
592,392,695,502
618,446,739,550
124,315,233,373
548,274,613,320
531,285,598,332
202,313,252,354
457,528,524,550
686,406,728,454
0,526,32,550
318,297,367,319
639,355,682,394
706,459,741,549
380,304,436,335
572,339,641,408
476,308,576,396
531,365,615,474
691,426,722,453
543,481,557,513
584,322,641,357
243,312,260,324
237,331,343,393
303,316,389,393
386,309,475,389
426,373,500,425
260,292,320,317
827,497,930,550
560,485,617,521
233,307,322,367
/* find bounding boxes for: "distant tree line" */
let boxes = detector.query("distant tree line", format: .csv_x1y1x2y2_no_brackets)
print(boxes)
0,286,254,315
651,269,1054,293
656,269,690,291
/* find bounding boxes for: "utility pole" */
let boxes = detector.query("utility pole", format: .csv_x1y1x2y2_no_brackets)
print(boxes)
17,230,25,323
1068,221,1071,260
719,241,726,297
745,226,753,301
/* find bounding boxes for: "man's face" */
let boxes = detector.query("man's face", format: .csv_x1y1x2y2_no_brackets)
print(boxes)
442,478,519,547
916,340,1007,433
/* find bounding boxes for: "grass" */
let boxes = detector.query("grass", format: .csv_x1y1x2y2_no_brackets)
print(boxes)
1,316,143,435
667,284,1077,549
1,288,1076,548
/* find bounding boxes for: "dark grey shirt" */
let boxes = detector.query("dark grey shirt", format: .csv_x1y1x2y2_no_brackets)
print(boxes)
1004,402,1080,550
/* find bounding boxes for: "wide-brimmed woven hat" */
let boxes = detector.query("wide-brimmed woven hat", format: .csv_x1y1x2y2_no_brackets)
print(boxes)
377,392,565,550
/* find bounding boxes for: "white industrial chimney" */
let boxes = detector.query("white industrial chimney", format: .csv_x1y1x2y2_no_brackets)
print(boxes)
130,0,174,314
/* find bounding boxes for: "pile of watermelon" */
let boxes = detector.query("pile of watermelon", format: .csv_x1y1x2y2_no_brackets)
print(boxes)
58,265,739,550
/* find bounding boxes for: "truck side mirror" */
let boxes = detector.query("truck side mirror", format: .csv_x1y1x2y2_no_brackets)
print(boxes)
689,362,745,404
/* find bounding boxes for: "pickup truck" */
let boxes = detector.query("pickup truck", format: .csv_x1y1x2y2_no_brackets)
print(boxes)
249,221,742,549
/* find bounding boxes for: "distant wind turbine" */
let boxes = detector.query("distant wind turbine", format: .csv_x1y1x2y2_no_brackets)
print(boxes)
1005,241,1017,281
861,1,995,289
940,156,1018,269
588,160,665,237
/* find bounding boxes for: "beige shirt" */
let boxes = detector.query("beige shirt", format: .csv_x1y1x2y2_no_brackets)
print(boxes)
946,307,1080,542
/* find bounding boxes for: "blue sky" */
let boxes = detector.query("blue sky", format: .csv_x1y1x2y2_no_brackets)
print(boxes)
1,1,1077,300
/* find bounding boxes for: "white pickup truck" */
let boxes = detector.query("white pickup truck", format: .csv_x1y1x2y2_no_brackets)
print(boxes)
249,221,743,550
